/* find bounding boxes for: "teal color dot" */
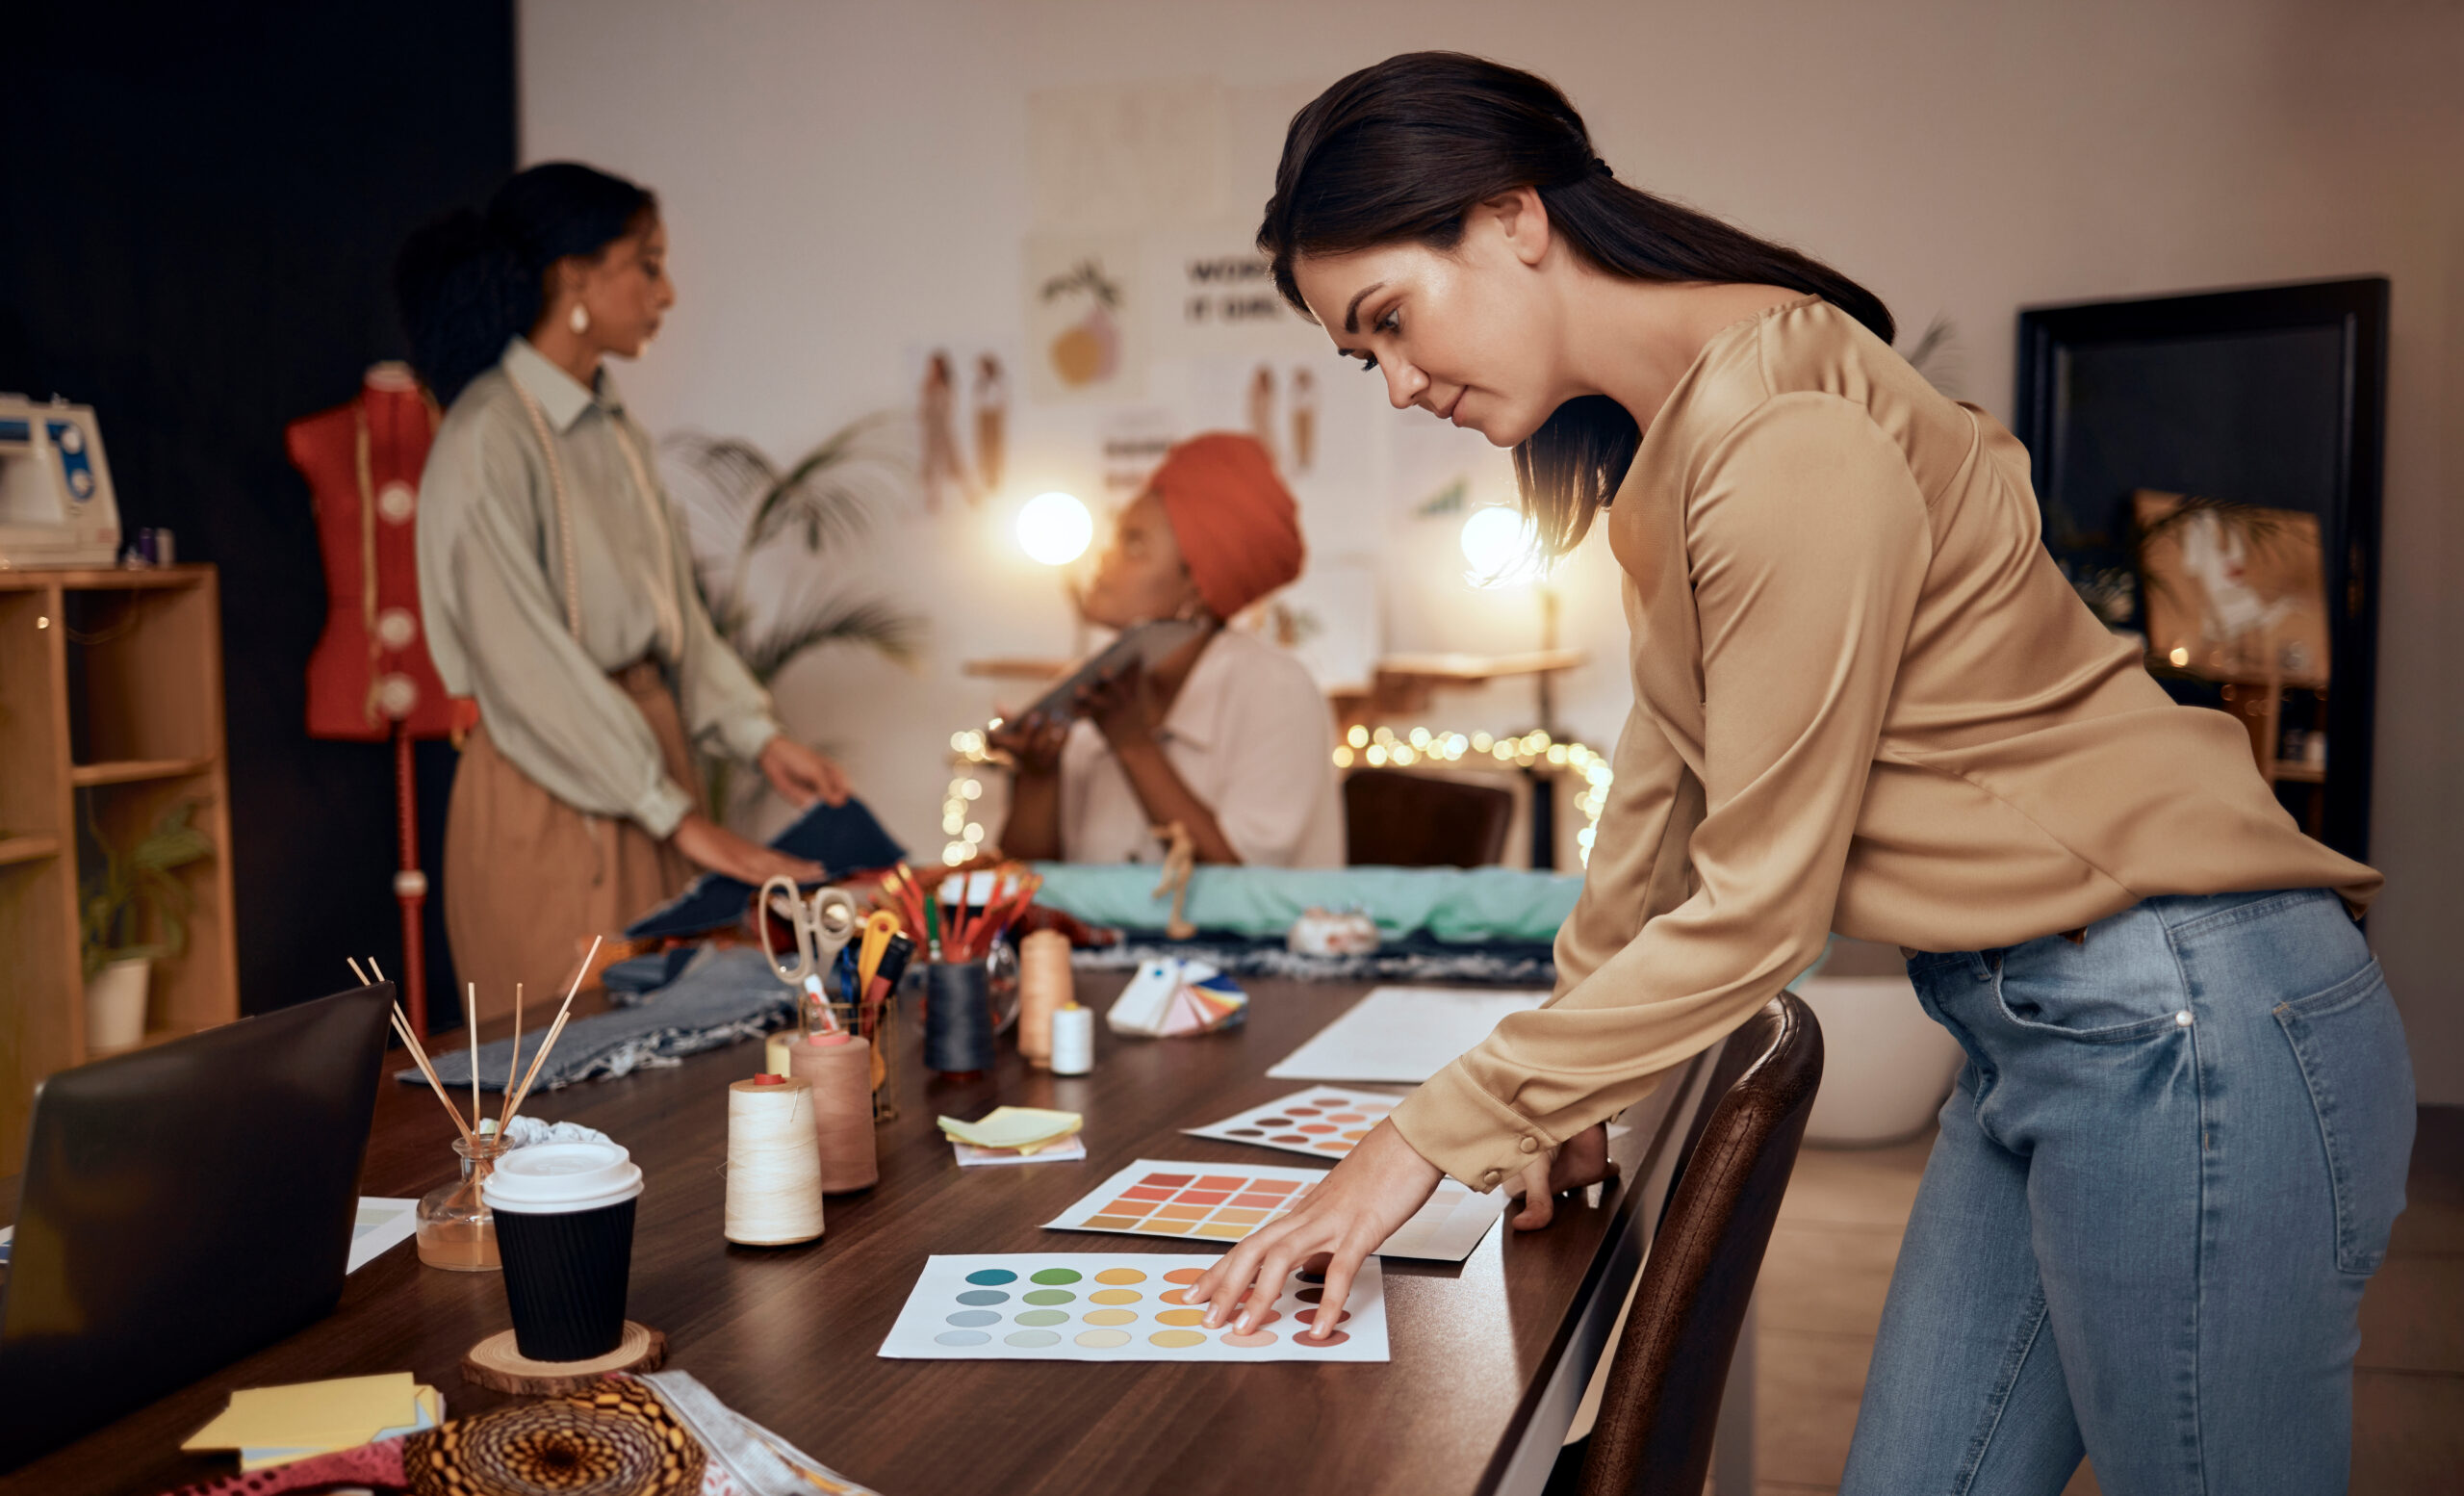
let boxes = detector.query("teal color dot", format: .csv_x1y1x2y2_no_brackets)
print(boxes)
1021,1288,1076,1305
955,1289,1009,1306
964,1268,1017,1285
1029,1267,1084,1285
1014,1309,1069,1326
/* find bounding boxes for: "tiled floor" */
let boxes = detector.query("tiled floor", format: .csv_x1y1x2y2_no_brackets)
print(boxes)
1752,1105,2464,1494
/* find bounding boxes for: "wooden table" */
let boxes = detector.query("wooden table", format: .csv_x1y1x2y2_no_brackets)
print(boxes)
0,974,1709,1496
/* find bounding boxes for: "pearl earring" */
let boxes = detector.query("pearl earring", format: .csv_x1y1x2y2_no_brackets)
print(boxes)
569,302,590,335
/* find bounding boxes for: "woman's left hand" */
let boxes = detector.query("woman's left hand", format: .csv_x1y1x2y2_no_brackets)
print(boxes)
758,735,852,808
1185,1120,1442,1339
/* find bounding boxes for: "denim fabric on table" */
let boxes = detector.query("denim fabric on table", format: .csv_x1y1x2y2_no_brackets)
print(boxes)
624,796,906,941
398,944,793,1093
1840,888,2414,1496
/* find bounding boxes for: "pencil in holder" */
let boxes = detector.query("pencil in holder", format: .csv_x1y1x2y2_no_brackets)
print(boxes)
923,962,995,1078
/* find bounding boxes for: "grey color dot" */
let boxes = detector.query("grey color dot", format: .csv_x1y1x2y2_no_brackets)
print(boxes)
945,1309,1002,1328
934,1329,992,1347
954,1289,1010,1306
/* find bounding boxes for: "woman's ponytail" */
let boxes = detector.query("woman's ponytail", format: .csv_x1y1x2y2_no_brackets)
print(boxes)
1258,53,1893,557
394,162,657,408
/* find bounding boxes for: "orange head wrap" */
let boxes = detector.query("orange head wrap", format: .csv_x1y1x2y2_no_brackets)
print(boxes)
1146,432,1305,620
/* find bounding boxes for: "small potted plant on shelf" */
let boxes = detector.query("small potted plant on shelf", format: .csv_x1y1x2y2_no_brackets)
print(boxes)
78,800,212,1053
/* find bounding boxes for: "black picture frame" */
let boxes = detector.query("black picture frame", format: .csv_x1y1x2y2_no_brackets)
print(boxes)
2014,277,2388,861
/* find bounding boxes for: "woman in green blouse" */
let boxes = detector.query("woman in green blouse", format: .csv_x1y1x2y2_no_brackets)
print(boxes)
398,162,848,1015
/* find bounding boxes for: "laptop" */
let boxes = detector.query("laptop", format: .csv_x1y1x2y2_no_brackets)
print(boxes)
0,982,394,1471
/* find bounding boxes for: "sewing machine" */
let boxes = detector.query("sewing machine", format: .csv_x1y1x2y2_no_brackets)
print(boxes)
0,396,121,569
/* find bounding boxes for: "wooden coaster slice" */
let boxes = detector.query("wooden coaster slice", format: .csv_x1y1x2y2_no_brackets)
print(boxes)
461,1320,666,1395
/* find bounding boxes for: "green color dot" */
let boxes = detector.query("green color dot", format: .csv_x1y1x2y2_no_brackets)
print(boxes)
1029,1268,1084,1285
1021,1288,1076,1305
1013,1308,1069,1327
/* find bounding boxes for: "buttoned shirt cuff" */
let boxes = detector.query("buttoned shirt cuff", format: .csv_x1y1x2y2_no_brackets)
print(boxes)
719,709,784,766
1389,1058,1556,1194
634,777,697,840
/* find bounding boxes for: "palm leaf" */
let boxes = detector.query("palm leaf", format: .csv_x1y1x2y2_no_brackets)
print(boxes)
745,413,913,554
739,598,923,682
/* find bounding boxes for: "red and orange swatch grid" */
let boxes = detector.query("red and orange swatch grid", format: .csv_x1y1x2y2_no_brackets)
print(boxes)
1078,1169,1313,1238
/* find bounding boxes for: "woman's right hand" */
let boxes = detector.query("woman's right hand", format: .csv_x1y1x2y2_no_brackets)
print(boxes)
988,710,1069,775
670,812,824,885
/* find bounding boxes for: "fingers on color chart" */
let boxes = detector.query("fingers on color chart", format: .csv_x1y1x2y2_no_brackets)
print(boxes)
1043,1158,1511,1263
879,1255,1389,1361
1181,1087,1400,1161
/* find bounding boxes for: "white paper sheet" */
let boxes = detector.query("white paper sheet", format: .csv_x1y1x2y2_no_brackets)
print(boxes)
346,1198,419,1275
1266,986,1550,1083
954,1136,1089,1167
879,1252,1386,1362
1182,1086,1405,1163
1044,1157,1504,1263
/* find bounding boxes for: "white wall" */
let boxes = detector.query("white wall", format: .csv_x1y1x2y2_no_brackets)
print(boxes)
523,0,2463,1099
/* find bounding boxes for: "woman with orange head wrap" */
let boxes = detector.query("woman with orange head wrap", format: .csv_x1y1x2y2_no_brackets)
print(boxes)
994,432,1344,867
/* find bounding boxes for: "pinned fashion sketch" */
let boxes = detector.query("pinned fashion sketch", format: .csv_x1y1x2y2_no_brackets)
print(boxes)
1246,364,1279,469
1288,366,1317,471
918,350,968,511
972,353,1008,495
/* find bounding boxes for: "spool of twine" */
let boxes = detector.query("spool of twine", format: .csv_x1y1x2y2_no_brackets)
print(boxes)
924,962,996,1076
1016,930,1072,1067
763,1033,795,1078
724,1076,825,1246
1049,1002,1094,1076
785,1034,880,1193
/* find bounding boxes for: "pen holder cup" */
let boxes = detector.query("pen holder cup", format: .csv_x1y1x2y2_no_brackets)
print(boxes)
922,962,997,1076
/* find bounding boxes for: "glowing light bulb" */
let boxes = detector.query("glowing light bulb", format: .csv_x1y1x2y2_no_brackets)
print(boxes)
1017,491,1093,566
1459,504,1542,587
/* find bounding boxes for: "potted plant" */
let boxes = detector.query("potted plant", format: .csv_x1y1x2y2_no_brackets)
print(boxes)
78,799,213,1051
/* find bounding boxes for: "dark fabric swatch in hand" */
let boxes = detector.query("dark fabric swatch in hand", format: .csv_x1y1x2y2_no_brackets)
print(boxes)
624,795,907,941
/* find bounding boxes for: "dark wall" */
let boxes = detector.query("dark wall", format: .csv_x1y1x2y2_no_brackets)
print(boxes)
0,2,515,1024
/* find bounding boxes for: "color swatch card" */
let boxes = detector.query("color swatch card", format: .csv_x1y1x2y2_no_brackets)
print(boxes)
1045,1158,1506,1263
1183,1086,1404,1161
1267,986,1549,1083
879,1253,1386,1361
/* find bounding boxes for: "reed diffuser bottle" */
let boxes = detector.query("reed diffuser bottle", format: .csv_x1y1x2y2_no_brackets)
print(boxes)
416,1130,510,1272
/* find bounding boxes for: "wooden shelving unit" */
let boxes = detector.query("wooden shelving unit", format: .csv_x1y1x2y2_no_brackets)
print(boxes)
0,565,238,1163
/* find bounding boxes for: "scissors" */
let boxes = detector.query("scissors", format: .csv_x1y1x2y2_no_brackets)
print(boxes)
757,878,860,1036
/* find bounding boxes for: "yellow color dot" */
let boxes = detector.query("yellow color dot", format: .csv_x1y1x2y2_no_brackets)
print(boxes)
1091,1268,1146,1285
1089,1288,1142,1304
1154,1307,1207,1326
1082,1308,1138,1326
1148,1329,1207,1348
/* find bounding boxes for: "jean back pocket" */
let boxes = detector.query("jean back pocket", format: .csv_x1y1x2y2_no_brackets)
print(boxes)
2274,958,2415,1275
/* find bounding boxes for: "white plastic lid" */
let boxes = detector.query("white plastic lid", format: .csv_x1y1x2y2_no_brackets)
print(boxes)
480,1141,644,1214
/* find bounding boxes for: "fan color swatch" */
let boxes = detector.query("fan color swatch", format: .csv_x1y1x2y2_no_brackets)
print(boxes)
877,1254,1387,1361
1044,1158,1507,1263
1182,1086,1403,1162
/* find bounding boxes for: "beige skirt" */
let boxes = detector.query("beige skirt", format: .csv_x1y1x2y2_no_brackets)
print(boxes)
444,661,697,1021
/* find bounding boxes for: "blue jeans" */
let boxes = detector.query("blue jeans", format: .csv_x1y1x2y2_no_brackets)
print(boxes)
1839,889,2413,1495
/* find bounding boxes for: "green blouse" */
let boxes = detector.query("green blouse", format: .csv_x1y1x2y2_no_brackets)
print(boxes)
415,338,778,836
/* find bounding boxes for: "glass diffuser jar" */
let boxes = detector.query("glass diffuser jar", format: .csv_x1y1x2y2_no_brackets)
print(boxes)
416,1131,509,1272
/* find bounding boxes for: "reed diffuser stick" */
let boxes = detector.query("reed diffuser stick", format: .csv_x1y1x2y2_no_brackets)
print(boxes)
500,982,524,1132
500,936,603,1127
347,957,373,986
466,983,481,1135
390,1004,475,1146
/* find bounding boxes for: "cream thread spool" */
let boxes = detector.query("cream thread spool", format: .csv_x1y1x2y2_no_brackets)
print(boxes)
725,1075,825,1246
1049,1002,1094,1076
764,1032,796,1079
1016,929,1072,1067
786,1033,879,1193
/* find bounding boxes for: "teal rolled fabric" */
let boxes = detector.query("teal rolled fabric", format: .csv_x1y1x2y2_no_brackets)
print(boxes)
1028,864,1582,945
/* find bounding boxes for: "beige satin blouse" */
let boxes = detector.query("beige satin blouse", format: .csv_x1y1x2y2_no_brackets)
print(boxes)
1388,297,2380,1192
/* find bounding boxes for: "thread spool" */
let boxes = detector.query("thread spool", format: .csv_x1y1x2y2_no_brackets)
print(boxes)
1016,930,1072,1067
784,1034,879,1192
724,1075,824,1246
924,962,996,1077
1049,1002,1093,1076
763,1033,795,1078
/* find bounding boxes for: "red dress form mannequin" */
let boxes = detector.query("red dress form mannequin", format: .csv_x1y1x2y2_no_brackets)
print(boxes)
286,362,473,1029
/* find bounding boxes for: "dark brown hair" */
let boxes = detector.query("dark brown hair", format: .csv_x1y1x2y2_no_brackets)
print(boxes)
1258,52,1893,556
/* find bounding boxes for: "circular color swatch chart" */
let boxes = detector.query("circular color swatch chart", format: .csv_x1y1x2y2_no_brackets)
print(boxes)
880,1254,1389,1363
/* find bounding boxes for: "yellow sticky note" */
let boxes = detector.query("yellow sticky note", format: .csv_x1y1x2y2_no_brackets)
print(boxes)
183,1372,420,1452
235,1384,442,1471
937,1106,1082,1152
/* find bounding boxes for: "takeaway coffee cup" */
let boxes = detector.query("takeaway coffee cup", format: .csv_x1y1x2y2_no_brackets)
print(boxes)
479,1140,645,1362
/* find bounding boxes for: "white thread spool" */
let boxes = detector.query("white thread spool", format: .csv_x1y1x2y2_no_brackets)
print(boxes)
724,1076,825,1246
1049,1002,1094,1076
1017,929,1073,1067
